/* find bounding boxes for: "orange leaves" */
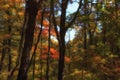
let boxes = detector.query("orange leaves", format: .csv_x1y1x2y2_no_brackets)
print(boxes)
9,0,24,3
41,47,59,59
50,48,58,55
31,46,70,62
43,20,49,27
35,10,57,37
65,57,71,63
18,12,24,16
41,47,70,62
50,48,59,59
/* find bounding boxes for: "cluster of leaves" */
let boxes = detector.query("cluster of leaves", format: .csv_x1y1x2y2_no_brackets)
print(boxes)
64,0,120,80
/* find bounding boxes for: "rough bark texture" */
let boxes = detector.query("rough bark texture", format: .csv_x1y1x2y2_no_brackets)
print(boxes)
17,1,38,80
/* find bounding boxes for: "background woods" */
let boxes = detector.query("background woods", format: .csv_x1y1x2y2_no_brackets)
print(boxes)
0,0,120,80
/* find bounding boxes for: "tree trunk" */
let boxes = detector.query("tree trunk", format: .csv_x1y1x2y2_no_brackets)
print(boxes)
88,30,93,45
58,35,66,80
17,1,38,80
7,24,12,80
58,1,68,80
0,40,6,72
84,26,87,49
102,27,106,44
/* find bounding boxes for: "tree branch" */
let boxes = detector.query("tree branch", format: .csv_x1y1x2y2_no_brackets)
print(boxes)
51,0,60,41
65,0,82,31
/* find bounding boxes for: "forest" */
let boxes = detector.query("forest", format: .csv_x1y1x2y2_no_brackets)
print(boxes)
0,0,120,80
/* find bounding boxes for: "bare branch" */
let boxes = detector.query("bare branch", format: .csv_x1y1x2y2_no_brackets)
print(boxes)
51,0,60,41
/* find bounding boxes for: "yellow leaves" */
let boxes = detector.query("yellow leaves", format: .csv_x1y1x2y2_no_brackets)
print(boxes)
3,15,9,19
89,22,96,29
89,45,95,50
95,28,99,33
72,47,77,52
89,13,95,19
80,48,85,53
4,4,10,8
101,58,107,64
12,8,17,15
71,69,91,77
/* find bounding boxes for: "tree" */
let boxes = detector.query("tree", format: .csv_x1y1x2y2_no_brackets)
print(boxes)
51,0,82,80
17,1,38,80
1,0,120,80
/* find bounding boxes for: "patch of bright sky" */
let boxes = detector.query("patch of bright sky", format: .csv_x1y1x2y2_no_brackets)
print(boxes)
65,1,79,42
66,2,79,16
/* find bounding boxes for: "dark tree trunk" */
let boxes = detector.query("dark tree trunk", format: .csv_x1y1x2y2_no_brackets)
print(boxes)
0,40,7,72
58,35,66,80
17,1,38,80
58,1,68,80
32,54,35,80
84,26,87,49
51,0,82,79
7,25,12,80
102,28,106,44
88,30,93,45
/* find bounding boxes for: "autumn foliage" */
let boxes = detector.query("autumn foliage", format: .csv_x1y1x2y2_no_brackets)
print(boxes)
43,20,49,27
41,46,70,62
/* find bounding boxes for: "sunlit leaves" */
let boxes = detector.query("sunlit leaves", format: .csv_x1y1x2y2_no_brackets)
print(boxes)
35,25,57,38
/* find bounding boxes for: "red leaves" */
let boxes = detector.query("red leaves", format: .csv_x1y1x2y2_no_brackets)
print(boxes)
50,48,58,55
41,47,70,62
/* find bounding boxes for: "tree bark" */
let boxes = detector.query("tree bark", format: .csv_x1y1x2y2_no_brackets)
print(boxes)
17,1,38,80
83,26,87,49
0,40,6,72
58,1,68,80
7,24,12,80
